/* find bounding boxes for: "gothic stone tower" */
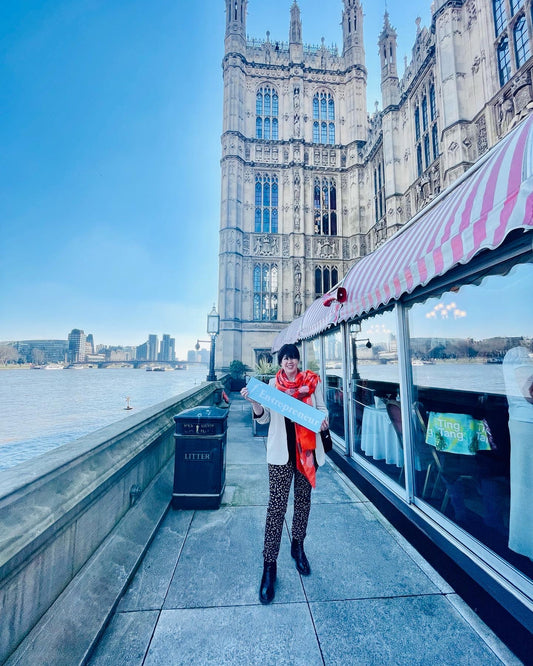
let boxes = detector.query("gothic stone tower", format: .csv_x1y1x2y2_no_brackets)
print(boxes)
219,0,368,369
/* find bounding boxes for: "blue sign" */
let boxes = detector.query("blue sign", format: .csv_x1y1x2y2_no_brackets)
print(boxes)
246,377,324,432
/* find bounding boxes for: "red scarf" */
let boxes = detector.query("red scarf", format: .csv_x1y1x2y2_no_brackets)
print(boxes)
275,369,320,487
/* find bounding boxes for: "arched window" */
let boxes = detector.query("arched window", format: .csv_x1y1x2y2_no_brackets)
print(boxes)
256,86,279,140
374,162,385,223
414,81,439,179
429,85,436,121
514,16,530,68
314,177,338,236
253,263,278,320
315,266,339,297
432,124,439,160
313,92,335,144
255,174,278,233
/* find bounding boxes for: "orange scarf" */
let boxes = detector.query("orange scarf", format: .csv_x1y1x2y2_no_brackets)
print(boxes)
275,369,320,487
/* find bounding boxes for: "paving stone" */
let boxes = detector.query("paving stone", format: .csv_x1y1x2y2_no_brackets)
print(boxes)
88,611,159,666
117,509,193,612
144,605,323,666
310,596,506,665
163,506,305,609
223,463,269,506
299,502,441,602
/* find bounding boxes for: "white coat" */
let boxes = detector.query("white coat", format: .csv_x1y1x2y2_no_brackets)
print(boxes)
255,377,329,466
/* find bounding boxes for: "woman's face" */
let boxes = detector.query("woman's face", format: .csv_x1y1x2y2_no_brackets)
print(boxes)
281,355,299,377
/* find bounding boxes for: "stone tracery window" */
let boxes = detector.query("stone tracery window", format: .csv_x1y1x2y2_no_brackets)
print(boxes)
255,174,278,233
314,177,338,235
313,91,335,145
253,263,278,321
414,81,439,179
315,266,339,297
256,86,279,140
492,0,531,84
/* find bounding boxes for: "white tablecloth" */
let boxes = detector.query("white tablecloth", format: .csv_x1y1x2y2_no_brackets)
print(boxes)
360,405,404,467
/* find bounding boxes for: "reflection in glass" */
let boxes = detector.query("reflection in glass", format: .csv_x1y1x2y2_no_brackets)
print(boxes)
407,258,533,581
349,311,401,485
324,330,345,438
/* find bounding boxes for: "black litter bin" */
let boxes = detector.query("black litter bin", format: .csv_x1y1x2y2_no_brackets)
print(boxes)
172,405,228,509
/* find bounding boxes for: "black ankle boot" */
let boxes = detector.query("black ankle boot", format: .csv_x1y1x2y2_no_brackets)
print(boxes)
259,561,276,604
291,539,311,576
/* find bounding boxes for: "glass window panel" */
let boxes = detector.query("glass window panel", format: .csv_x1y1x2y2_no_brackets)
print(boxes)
498,38,512,86
264,117,270,140
272,182,278,206
264,92,271,115
332,267,339,285
328,97,335,120
271,265,278,289
432,124,439,159
422,97,428,131
322,213,329,236
407,256,533,581
255,208,261,232
304,338,321,373
256,117,262,139
331,211,337,236
313,121,319,143
256,92,263,115
493,0,507,35
272,93,278,116
430,85,436,121
415,107,420,140
321,122,327,143
424,134,431,168
255,180,262,206
511,0,524,13
253,294,260,320
314,184,321,208
272,118,279,140
263,209,270,232
330,185,336,210
253,265,261,290
324,329,346,439
321,96,327,118
323,267,331,293
313,96,319,119
271,208,278,233
263,183,270,207
349,310,401,484
329,123,335,144
514,17,530,68
417,145,423,177
315,268,322,296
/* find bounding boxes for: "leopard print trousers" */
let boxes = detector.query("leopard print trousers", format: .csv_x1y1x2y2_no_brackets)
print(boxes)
263,460,312,563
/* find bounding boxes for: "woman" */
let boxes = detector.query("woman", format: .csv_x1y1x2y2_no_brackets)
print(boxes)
241,343,329,604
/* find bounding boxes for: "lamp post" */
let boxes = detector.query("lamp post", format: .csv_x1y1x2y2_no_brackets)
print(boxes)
206,305,220,381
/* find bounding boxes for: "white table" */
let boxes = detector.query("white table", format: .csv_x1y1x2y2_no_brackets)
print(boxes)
360,405,404,467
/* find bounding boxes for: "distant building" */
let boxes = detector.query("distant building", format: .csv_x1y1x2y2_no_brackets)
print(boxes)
86,333,95,355
158,334,176,362
67,329,86,363
148,334,158,361
6,339,68,363
136,342,148,361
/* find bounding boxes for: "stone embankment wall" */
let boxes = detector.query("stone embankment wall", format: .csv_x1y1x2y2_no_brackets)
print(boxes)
0,379,229,665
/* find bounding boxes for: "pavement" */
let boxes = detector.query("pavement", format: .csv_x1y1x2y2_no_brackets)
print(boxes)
88,394,521,666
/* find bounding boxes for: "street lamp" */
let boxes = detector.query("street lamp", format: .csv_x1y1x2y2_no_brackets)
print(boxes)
206,304,220,381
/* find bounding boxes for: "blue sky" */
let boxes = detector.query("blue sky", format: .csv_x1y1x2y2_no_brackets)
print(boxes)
1,0,431,359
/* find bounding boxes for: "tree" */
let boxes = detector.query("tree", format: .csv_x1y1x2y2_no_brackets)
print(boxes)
0,345,19,365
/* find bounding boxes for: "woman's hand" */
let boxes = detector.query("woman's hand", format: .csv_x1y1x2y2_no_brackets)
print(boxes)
240,387,264,415
297,385,310,397
320,417,329,432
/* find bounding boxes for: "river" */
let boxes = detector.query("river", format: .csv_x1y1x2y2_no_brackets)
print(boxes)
0,366,209,471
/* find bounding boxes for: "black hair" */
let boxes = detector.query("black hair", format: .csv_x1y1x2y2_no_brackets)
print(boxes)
277,343,300,366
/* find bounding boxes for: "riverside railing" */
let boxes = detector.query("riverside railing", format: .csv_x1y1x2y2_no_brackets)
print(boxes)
0,379,229,665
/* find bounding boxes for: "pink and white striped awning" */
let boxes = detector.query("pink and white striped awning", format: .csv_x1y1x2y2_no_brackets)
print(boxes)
271,315,304,352
334,113,533,324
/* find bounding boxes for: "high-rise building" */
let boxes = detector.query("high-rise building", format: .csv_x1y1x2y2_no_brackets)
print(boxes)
159,334,176,362
148,334,159,361
67,329,86,363
218,0,533,369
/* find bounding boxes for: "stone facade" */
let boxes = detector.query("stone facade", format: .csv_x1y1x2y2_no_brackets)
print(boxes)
218,0,533,369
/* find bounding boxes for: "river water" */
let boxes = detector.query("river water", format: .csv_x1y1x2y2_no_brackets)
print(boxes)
0,366,209,471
